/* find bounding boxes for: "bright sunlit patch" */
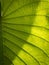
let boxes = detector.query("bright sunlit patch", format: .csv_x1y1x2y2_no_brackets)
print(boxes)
34,15,47,26
33,1,48,27
13,57,24,65
34,9,47,26
27,0,49,55
31,26,48,41
13,57,20,65
32,0,48,40
17,46,38,65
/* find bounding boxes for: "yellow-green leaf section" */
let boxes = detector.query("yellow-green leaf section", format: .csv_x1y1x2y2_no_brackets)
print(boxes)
1,0,49,65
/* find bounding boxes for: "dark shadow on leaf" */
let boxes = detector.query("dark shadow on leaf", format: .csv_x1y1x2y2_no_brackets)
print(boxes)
2,0,41,65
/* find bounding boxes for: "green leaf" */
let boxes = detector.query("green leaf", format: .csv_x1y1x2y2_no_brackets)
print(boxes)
1,0,49,65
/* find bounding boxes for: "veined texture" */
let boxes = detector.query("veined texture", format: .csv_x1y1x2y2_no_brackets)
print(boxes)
1,0,49,65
